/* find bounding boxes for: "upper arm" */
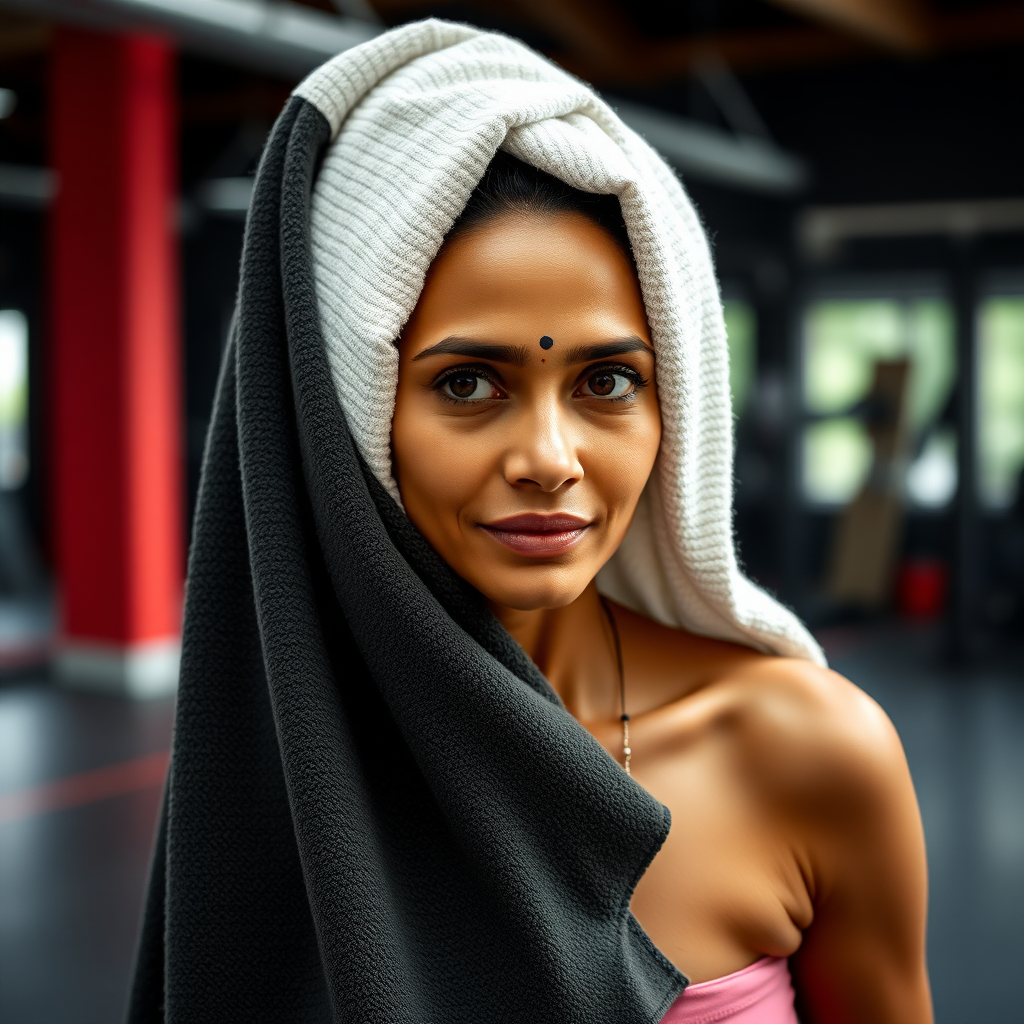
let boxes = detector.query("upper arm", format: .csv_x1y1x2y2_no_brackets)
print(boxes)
748,665,933,1024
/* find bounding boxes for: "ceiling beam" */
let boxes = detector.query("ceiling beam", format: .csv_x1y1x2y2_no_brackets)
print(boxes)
373,0,1024,83
548,5,1024,85
0,0,378,77
764,0,931,53
799,197,1024,259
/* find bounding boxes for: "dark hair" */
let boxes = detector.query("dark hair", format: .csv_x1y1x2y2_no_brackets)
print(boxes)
445,150,634,262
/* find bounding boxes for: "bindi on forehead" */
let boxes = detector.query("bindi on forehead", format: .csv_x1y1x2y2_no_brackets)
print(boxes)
539,336,554,350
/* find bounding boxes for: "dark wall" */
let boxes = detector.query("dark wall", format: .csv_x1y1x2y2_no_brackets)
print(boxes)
181,214,245,535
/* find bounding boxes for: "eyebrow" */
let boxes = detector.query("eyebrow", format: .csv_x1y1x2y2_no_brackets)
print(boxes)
412,335,654,366
561,337,654,364
412,337,530,366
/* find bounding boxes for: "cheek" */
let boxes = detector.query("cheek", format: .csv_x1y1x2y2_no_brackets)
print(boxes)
590,413,661,523
592,389,661,472
391,394,492,538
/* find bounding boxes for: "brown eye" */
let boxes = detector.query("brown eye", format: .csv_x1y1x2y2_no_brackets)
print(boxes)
449,375,478,398
579,370,636,400
440,372,501,402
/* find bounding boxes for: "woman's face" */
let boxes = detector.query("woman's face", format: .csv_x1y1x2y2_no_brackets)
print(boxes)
391,210,660,611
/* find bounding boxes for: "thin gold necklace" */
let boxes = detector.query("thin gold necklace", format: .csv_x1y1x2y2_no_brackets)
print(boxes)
599,596,630,775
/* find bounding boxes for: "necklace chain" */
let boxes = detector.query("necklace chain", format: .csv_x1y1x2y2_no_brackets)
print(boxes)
599,596,630,776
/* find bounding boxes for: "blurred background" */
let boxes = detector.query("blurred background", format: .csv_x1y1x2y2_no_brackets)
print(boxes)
0,1,1022,1020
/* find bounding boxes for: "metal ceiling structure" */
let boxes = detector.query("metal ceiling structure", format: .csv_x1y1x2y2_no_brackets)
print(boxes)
0,0,820,193
0,0,1021,199
1,0,379,77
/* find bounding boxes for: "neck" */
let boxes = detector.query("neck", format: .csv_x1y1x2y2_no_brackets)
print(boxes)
488,582,620,723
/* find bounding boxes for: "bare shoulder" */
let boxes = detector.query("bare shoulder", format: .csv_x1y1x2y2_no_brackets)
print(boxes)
731,654,899,761
716,652,910,806
686,649,924,901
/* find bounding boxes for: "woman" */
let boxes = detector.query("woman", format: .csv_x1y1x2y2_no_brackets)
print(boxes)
129,20,931,1024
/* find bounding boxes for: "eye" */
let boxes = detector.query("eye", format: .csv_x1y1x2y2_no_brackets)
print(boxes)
578,368,640,400
440,371,502,402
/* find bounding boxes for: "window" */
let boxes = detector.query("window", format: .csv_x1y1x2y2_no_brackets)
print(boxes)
979,294,1024,508
723,298,756,419
802,295,956,506
0,309,29,490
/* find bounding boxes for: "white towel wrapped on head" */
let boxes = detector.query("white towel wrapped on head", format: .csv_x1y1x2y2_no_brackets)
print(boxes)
294,18,825,666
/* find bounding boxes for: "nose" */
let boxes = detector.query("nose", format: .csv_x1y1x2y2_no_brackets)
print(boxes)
502,398,584,492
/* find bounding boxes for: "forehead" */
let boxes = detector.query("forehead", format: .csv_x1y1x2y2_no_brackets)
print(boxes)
400,211,651,353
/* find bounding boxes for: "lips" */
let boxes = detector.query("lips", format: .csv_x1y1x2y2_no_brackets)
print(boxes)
479,513,593,557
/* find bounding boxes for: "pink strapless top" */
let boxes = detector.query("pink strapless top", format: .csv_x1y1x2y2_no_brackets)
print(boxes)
660,956,798,1023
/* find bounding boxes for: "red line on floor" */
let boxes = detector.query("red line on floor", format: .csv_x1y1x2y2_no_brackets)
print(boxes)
0,751,170,825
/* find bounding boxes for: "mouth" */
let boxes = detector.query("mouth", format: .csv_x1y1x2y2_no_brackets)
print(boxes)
478,513,593,557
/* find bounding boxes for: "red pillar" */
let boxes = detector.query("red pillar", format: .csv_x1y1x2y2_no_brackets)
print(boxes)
50,29,182,696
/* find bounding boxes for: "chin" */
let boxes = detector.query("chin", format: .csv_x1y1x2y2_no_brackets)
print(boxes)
475,565,592,612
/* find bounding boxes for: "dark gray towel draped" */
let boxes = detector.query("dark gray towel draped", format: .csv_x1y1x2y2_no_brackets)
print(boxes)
127,95,686,1024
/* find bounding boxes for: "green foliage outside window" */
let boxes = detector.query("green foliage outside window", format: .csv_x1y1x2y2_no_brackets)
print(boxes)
0,309,29,490
802,298,956,505
0,310,27,429
979,296,1024,508
723,299,755,419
